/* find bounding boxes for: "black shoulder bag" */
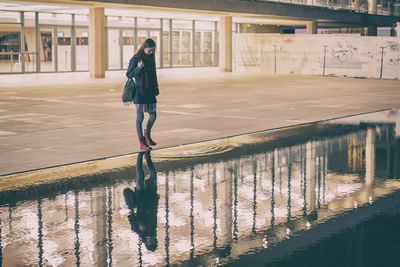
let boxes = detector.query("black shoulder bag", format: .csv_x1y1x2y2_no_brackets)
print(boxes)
121,78,137,106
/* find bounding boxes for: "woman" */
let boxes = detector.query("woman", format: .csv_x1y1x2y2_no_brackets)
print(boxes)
126,38,159,151
123,151,159,251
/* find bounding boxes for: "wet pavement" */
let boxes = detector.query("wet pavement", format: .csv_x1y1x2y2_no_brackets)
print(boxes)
1,109,400,266
1,71,400,175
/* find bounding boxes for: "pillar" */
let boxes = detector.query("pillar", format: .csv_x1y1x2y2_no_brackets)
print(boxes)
222,162,233,242
396,120,400,137
89,7,106,78
306,21,317,34
94,188,108,265
365,128,375,185
305,141,316,212
219,16,232,72
368,0,377,13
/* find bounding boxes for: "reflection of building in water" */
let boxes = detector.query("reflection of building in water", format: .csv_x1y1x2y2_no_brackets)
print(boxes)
0,123,400,266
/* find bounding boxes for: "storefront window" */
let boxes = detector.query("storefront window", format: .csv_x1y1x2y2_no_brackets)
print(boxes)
172,19,193,67
0,9,220,74
76,27,89,71
107,16,134,27
195,21,215,67
137,17,160,29
39,13,72,25
75,14,89,26
162,19,171,67
0,10,20,23
0,24,21,72
24,12,37,72
107,28,120,69
122,29,134,68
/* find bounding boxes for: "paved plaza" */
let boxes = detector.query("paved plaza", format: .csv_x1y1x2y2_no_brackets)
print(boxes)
0,68,400,175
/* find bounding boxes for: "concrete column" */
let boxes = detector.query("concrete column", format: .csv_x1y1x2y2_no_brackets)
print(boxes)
368,0,377,13
396,120,400,137
222,162,233,243
306,21,317,34
94,188,107,266
365,128,375,185
219,16,232,72
306,141,316,212
89,7,106,78
396,22,400,37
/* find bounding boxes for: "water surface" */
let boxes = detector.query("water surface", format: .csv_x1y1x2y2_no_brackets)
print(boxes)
1,109,400,267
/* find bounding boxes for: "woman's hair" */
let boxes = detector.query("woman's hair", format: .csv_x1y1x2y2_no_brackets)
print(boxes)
136,38,156,54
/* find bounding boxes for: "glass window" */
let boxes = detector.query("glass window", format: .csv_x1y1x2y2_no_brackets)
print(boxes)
57,27,72,71
107,28,120,69
24,12,37,72
106,16,134,27
214,30,219,66
173,19,193,30
75,14,89,26
137,17,160,28
195,30,214,67
39,26,55,72
162,19,170,31
162,30,170,67
39,13,72,25
196,21,215,31
0,24,21,73
75,27,89,71
0,11,20,24
122,29,134,68
172,20,193,67
162,19,171,67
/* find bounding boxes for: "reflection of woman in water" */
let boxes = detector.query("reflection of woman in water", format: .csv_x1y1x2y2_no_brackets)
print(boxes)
123,151,159,251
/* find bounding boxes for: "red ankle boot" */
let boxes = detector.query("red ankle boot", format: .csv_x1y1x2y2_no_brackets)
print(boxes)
144,130,157,146
139,136,152,151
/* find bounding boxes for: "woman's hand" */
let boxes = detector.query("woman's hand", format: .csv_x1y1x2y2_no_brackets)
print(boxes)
138,60,144,69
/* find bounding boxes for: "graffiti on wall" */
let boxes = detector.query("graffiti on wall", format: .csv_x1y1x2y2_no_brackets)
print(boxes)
234,33,400,79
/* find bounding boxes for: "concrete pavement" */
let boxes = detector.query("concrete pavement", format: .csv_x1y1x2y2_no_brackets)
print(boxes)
0,68,399,175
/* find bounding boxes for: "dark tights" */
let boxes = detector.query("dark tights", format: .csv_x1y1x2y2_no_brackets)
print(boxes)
136,111,156,138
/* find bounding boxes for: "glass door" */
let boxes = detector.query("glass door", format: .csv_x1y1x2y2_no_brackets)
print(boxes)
107,28,120,69
75,27,89,71
0,24,22,73
122,29,134,69
39,26,55,72
57,27,72,71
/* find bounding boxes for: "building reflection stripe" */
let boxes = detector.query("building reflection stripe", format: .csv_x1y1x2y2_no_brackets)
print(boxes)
107,187,113,267
37,198,43,267
190,167,194,259
0,219,2,267
252,159,257,234
74,191,81,267
164,171,170,266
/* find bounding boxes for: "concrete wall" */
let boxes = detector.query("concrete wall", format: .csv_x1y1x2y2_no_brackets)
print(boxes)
233,33,400,79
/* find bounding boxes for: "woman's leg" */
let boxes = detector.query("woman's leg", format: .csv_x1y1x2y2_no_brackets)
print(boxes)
136,111,144,138
146,111,157,134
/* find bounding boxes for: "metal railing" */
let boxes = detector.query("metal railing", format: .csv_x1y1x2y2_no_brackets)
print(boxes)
244,0,400,17
0,51,37,72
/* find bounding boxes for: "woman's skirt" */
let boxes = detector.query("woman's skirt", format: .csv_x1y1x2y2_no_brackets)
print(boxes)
135,103,157,113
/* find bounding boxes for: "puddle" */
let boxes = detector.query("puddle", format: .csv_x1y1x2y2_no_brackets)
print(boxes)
0,109,400,266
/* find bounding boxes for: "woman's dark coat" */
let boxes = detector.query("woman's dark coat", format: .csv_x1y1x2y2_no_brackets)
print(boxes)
126,54,158,104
